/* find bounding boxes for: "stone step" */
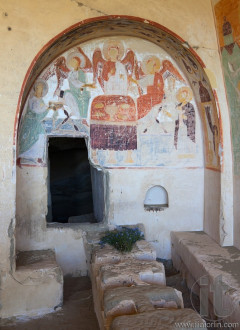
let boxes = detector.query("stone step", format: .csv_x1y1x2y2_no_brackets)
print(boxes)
111,309,207,330
92,240,156,274
103,285,184,329
1,249,63,318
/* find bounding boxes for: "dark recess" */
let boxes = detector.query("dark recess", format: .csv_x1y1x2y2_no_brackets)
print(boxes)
48,137,95,223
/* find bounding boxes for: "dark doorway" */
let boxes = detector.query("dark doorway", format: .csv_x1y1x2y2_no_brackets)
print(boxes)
47,137,96,223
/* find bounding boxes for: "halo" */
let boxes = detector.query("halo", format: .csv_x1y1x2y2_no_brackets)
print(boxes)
176,86,193,103
103,40,124,61
66,51,86,70
33,79,48,97
142,55,161,75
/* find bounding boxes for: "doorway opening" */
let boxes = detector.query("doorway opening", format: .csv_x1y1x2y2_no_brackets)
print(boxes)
47,137,97,224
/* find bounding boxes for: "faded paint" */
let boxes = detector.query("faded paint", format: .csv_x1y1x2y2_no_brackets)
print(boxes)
215,1,240,175
17,37,205,169
214,0,240,249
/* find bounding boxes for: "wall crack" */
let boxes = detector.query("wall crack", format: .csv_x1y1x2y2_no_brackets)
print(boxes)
71,0,108,16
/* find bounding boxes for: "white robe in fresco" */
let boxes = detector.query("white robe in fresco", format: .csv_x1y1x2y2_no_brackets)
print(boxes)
19,96,48,161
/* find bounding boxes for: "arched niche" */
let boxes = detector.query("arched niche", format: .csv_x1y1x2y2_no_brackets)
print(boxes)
144,186,168,211
15,16,221,262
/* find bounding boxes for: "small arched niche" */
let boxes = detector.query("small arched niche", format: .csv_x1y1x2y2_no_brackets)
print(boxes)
144,186,168,211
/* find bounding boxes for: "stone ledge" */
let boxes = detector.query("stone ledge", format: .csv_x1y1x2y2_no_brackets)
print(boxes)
171,231,240,325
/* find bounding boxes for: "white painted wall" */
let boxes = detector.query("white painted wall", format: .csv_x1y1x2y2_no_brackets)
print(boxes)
16,165,205,267
107,167,205,259
16,166,88,276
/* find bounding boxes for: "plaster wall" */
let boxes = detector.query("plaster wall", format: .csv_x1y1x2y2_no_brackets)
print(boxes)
16,166,88,276
107,168,204,259
16,166,204,261
0,0,234,317
204,169,221,243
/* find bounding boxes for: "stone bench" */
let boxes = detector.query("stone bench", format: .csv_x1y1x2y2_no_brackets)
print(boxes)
89,228,206,330
1,249,63,318
111,309,207,330
171,231,240,325
91,240,164,329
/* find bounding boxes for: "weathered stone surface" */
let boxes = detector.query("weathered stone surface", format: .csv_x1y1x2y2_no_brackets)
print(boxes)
17,249,58,270
98,259,166,295
171,231,240,325
111,309,207,330
104,285,183,314
90,226,156,330
91,272,104,330
92,240,156,273
1,250,63,318
103,285,183,328
92,244,122,273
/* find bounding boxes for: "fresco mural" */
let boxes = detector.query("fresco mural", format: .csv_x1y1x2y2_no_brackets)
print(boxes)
215,0,240,175
18,80,49,165
17,36,219,169
157,35,221,170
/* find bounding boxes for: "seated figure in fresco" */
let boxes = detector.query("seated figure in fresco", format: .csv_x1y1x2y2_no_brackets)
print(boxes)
91,40,137,163
64,47,94,119
136,56,185,120
18,80,50,165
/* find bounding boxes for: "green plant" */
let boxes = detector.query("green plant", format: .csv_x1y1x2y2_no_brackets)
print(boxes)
99,227,144,252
